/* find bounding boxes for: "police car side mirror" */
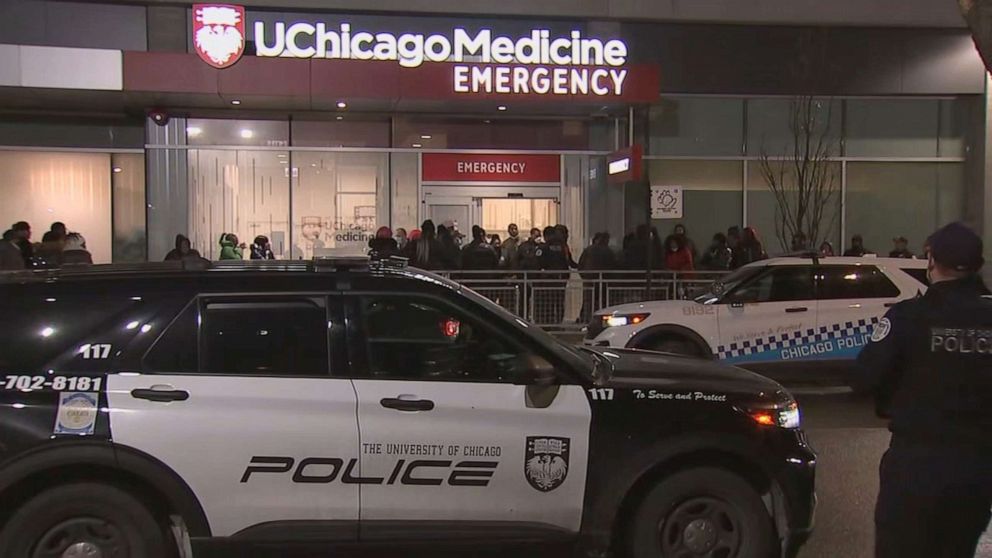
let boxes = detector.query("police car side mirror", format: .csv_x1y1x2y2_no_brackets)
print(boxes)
514,354,558,386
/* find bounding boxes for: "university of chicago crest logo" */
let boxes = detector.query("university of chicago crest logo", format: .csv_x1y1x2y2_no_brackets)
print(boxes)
525,436,569,492
193,4,245,69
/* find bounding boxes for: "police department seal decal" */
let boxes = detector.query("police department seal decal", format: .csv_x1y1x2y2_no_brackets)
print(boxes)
525,436,569,492
871,318,892,343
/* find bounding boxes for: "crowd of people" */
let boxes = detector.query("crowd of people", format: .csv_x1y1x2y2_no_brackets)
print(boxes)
0,221,93,271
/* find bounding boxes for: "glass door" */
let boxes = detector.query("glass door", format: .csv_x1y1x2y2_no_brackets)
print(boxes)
425,196,478,241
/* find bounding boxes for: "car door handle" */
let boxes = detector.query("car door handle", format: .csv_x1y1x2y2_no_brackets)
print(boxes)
131,388,189,403
785,307,808,313
380,397,435,412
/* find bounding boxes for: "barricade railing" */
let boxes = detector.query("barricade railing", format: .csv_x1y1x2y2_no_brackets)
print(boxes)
433,269,731,330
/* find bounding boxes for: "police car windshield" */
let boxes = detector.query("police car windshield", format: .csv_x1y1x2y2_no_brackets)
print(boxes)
693,266,766,303
458,285,594,377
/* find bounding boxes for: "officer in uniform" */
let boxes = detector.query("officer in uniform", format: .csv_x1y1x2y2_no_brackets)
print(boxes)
853,222,992,558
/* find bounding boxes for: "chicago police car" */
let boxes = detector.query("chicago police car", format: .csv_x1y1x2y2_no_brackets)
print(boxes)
0,258,814,558
587,257,927,376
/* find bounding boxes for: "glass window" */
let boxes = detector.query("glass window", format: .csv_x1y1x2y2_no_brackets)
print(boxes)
845,99,939,157
746,161,841,255
939,99,969,158
144,302,198,374
291,118,390,148
900,267,929,287
746,98,841,157
818,265,900,300
0,151,113,263
845,162,964,258
393,116,589,150
112,153,146,263
648,98,744,156
201,298,328,376
291,152,388,259
186,119,289,147
360,295,529,383
725,266,815,303
650,160,743,250
187,149,290,260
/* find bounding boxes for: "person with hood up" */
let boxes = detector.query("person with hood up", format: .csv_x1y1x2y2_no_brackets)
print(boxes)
700,233,733,270
368,226,400,260
165,234,201,261
250,235,276,260
219,233,244,260
61,233,92,265
733,227,768,268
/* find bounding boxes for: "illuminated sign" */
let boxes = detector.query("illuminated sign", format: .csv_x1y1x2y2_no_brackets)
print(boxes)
193,5,635,97
193,4,246,69
608,157,631,175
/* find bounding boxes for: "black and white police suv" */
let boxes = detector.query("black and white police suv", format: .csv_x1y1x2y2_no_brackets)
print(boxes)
0,258,815,558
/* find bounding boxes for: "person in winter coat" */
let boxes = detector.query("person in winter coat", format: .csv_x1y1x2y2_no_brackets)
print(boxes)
700,233,733,270
368,227,399,259
219,233,244,260
436,225,461,269
537,226,572,324
664,235,694,271
843,234,868,257
461,226,499,271
578,232,618,322
732,227,768,268
0,229,25,271
250,235,276,260
61,233,92,265
165,234,201,261
501,224,521,269
407,220,444,270
820,241,835,257
673,224,698,264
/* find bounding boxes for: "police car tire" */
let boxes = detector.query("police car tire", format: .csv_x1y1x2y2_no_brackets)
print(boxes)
628,467,775,558
643,336,700,357
0,482,172,558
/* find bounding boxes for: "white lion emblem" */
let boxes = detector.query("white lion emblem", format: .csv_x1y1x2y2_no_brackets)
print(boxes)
526,455,568,491
196,25,243,67
194,6,243,68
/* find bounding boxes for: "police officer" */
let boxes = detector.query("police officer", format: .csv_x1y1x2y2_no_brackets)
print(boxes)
853,222,992,558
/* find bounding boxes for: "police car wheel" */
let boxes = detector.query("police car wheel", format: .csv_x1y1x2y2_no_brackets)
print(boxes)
629,467,775,558
643,336,700,357
0,482,172,558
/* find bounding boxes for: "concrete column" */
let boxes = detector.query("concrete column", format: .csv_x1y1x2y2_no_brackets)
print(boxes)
145,117,189,261
983,74,992,284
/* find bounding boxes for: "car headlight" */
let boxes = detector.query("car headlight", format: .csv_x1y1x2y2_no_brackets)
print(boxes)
745,401,801,429
601,313,650,328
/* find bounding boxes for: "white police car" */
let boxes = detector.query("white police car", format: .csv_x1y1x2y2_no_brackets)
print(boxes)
587,257,928,376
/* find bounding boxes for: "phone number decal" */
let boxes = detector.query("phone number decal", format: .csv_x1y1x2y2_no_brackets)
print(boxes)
3,375,102,392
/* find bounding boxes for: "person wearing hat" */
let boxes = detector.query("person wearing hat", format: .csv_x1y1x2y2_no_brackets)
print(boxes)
889,236,914,259
843,234,868,257
852,222,992,558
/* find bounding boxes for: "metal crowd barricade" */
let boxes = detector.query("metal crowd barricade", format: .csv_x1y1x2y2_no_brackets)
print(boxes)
435,269,731,330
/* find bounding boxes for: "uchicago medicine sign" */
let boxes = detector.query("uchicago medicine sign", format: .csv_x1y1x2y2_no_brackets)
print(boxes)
192,4,649,99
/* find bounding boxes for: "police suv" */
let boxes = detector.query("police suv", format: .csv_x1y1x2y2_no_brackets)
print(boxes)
587,257,927,376
0,259,815,558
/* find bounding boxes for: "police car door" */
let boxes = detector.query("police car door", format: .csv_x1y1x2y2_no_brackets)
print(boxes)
716,265,818,365
815,264,902,360
348,293,591,539
107,295,360,538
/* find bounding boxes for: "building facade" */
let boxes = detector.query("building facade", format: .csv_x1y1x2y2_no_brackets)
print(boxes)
0,0,986,263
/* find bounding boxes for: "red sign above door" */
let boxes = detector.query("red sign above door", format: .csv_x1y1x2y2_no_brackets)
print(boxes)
422,153,560,183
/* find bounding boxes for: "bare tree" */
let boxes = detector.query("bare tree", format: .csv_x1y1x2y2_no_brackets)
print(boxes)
960,0,992,72
758,96,839,253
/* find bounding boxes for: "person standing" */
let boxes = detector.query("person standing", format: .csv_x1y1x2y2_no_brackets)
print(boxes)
578,233,617,322
844,234,868,257
394,228,408,251
0,229,25,270
673,224,698,264
537,226,571,325
700,233,733,270
501,223,521,269
436,225,461,269
819,241,835,257
11,221,33,267
251,235,276,260
165,234,201,261
367,227,399,260
852,222,992,558
410,220,444,270
517,228,543,271
889,236,914,259
733,227,767,268
60,233,92,264
218,233,244,260
461,226,499,271
664,235,694,271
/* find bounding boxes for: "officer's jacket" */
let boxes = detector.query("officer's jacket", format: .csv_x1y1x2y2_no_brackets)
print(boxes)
853,276,992,449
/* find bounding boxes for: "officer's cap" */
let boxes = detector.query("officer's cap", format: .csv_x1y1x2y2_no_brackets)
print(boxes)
926,222,984,272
